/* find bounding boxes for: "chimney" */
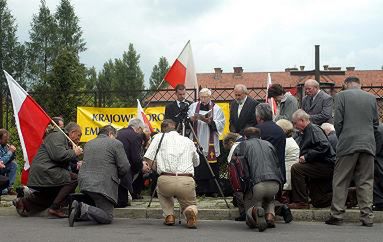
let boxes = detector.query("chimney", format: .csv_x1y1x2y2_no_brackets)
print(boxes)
233,67,243,77
214,67,223,79
300,65,305,71
323,65,329,70
328,66,341,71
346,66,355,71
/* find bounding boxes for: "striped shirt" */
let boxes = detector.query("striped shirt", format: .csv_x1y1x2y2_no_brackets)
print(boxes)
144,131,200,175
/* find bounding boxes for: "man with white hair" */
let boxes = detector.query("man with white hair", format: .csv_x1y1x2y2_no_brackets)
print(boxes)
321,123,338,152
229,84,259,134
188,88,225,196
116,118,150,206
301,79,333,125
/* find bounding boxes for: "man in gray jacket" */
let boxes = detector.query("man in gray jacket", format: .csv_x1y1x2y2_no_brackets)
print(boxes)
326,77,379,227
69,125,130,226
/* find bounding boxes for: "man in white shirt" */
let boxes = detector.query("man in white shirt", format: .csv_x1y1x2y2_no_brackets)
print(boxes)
144,119,200,228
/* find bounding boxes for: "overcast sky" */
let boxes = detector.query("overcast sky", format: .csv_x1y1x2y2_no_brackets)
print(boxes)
7,0,383,84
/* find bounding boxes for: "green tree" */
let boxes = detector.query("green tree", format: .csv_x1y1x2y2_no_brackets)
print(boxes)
112,43,144,105
97,60,114,106
26,0,58,88
55,0,86,54
84,66,97,90
149,56,169,90
35,48,86,121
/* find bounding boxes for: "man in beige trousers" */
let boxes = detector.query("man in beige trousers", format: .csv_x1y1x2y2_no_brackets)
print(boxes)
144,119,200,228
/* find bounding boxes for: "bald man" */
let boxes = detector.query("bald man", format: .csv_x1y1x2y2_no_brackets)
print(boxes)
229,84,259,134
301,79,333,125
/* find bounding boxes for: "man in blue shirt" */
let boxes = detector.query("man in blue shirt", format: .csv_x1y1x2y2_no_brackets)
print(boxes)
0,129,17,195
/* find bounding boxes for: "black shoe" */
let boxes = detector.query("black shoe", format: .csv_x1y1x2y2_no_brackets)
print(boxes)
361,221,373,227
372,205,383,211
235,213,246,221
325,216,343,226
280,204,293,223
69,200,81,227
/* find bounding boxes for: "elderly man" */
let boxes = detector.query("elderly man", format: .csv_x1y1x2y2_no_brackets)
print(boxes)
116,118,150,206
69,125,130,226
0,129,18,195
234,127,283,232
188,88,225,196
145,119,200,228
321,123,338,152
301,79,333,125
229,84,259,134
326,77,379,227
255,103,286,184
289,110,335,209
267,84,298,122
13,122,83,218
164,84,192,131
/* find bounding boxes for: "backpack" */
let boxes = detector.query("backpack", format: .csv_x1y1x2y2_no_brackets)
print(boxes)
228,143,251,193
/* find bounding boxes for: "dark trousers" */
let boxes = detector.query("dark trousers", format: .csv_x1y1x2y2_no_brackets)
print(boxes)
195,159,220,195
291,162,333,205
0,175,9,192
80,192,114,224
24,179,77,213
374,158,383,207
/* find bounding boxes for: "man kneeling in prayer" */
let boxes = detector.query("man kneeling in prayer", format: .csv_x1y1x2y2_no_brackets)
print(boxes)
69,125,131,226
144,119,200,228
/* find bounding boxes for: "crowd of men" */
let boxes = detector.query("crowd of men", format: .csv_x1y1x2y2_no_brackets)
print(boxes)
3,76,382,232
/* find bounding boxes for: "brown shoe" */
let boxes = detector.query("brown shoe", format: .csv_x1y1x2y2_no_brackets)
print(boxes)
164,215,175,226
265,213,275,228
184,208,197,229
288,202,310,209
48,208,68,218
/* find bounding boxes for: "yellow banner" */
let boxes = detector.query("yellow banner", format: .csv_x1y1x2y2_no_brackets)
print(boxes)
77,103,230,142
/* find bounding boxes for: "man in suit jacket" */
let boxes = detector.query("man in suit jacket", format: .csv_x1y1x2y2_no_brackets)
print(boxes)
229,84,259,134
301,79,333,125
69,125,130,226
164,84,192,132
326,77,379,227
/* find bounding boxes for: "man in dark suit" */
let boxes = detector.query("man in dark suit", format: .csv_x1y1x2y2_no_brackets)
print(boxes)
301,79,333,125
326,76,379,227
116,118,150,206
164,84,191,132
69,125,130,226
229,84,259,135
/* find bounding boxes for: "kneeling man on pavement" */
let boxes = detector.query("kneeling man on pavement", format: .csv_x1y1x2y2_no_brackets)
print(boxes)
69,125,133,226
144,119,200,228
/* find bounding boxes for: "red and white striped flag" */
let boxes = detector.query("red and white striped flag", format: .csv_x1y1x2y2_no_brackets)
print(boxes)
164,40,198,90
3,71,51,185
137,99,154,133
266,73,277,115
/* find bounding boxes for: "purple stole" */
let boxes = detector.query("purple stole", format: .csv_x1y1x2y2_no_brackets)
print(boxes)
193,101,217,163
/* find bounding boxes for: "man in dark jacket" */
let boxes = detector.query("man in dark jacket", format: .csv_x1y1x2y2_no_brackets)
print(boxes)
164,84,192,132
326,77,379,226
234,127,283,232
13,122,83,218
289,110,335,209
229,84,259,134
69,125,130,226
255,103,286,184
116,118,150,205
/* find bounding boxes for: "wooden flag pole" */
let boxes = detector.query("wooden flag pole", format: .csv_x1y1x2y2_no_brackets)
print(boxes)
49,119,77,148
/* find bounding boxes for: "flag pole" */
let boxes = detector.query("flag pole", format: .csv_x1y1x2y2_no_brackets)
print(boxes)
142,78,166,109
49,119,77,148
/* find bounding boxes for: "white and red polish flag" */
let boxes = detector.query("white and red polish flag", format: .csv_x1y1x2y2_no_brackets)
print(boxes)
164,40,198,90
137,99,154,133
3,71,51,185
266,73,277,115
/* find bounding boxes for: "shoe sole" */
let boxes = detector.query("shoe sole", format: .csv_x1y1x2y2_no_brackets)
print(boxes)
184,209,197,229
256,208,267,232
246,207,256,229
282,207,293,223
69,201,79,227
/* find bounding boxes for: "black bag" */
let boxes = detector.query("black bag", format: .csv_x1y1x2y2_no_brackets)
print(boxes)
227,143,251,193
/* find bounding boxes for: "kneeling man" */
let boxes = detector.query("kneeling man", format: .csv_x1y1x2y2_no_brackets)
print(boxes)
69,125,131,226
144,119,200,228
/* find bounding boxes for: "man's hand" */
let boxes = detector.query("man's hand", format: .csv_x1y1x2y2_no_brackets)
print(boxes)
0,161,5,169
190,115,197,122
142,161,151,174
74,145,83,156
299,156,306,164
8,145,16,153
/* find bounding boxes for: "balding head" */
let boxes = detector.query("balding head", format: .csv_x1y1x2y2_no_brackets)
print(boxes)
292,109,310,132
304,79,320,97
